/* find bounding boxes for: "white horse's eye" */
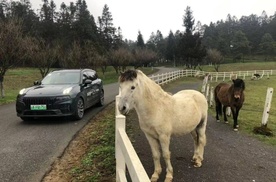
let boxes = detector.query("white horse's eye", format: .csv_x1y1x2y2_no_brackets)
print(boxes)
131,86,135,90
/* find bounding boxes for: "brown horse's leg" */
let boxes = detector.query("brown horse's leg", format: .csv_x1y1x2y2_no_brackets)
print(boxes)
231,107,240,131
215,101,222,122
223,106,228,123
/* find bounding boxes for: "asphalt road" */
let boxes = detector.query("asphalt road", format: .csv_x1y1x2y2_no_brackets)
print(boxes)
0,67,179,182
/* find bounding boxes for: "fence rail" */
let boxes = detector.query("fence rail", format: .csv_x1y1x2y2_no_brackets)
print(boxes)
115,68,276,182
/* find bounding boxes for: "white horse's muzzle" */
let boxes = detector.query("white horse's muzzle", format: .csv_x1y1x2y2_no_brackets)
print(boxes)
118,102,130,115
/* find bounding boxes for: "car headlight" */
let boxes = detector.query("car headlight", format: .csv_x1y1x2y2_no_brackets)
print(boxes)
63,87,73,94
19,88,26,95
55,96,71,102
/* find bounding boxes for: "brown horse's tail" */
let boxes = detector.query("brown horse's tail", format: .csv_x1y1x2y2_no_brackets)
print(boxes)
214,85,222,116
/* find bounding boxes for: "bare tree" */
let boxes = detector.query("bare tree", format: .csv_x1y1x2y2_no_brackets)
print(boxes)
206,49,224,72
132,48,158,69
59,41,101,70
0,18,33,98
29,38,59,78
108,47,133,73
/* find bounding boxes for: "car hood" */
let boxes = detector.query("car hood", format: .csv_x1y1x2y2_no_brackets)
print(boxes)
24,85,77,96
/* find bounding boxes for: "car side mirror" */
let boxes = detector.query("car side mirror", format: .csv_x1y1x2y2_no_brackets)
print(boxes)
84,79,92,85
34,80,41,85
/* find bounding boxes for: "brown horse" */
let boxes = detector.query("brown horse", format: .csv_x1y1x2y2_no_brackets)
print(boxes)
214,79,245,131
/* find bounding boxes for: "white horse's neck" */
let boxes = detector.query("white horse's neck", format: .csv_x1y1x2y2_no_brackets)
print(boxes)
134,72,172,117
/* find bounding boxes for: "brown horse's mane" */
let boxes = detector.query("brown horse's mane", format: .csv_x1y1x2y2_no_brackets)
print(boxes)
232,78,245,90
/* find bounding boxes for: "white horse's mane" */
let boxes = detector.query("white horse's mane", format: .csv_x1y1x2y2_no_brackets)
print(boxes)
136,70,172,100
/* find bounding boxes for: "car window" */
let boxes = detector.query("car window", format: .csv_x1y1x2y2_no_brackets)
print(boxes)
42,72,80,85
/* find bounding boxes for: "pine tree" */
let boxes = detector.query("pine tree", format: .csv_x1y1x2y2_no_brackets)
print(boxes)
98,4,116,51
137,31,145,48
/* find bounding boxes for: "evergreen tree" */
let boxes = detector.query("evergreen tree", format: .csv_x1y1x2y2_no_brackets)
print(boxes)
166,30,176,64
178,6,206,69
259,33,275,60
137,31,145,48
183,6,194,35
73,0,98,44
232,30,250,61
98,4,116,51
9,0,39,35
39,0,58,42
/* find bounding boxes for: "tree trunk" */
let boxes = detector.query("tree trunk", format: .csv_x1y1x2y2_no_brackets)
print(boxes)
0,81,4,98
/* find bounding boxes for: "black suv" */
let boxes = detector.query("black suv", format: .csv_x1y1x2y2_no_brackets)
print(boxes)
16,69,104,121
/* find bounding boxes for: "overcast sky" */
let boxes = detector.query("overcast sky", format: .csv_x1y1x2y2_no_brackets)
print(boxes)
30,0,276,41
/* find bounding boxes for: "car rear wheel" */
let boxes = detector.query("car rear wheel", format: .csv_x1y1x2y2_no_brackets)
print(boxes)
73,97,84,120
96,89,104,107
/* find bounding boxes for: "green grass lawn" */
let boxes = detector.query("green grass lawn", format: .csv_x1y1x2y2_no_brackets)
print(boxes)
198,61,276,72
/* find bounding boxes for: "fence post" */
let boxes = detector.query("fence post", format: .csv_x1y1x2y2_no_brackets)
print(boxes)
209,86,214,107
201,74,208,93
261,88,273,126
115,95,127,182
205,84,210,99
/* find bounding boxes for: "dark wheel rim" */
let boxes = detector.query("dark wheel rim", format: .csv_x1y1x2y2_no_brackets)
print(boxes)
77,99,84,118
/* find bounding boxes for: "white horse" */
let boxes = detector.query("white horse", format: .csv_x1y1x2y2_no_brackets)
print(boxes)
118,70,208,182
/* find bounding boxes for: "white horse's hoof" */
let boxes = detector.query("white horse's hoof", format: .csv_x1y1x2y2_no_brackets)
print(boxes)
233,128,238,132
150,176,158,182
165,177,173,182
217,120,220,122
151,172,160,182
193,159,202,167
224,121,229,124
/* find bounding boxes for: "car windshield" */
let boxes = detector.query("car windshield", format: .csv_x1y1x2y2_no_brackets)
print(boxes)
41,72,80,85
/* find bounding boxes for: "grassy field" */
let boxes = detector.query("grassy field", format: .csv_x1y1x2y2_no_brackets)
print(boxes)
198,61,276,72
0,67,156,105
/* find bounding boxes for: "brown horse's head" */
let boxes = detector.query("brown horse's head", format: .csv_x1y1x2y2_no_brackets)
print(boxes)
232,79,245,100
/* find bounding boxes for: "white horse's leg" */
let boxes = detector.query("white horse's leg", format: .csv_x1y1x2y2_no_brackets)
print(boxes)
159,134,173,182
190,130,199,162
145,133,162,182
194,118,207,168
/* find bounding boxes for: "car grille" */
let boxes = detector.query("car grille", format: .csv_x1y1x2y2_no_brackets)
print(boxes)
23,97,56,109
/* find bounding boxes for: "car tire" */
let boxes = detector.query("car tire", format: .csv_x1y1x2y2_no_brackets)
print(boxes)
20,117,33,122
73,97,84,120
96,89,104,107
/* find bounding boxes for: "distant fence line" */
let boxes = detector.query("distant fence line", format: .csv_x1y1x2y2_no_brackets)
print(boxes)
149,69,276,84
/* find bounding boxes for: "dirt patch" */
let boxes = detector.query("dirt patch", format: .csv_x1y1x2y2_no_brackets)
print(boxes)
42,103,116,182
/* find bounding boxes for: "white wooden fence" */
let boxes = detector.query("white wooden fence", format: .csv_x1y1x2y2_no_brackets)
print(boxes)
115,69,276,181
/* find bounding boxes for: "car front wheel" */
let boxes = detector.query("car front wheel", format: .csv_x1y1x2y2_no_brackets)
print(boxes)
96,89,104,107
73,97,84,120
